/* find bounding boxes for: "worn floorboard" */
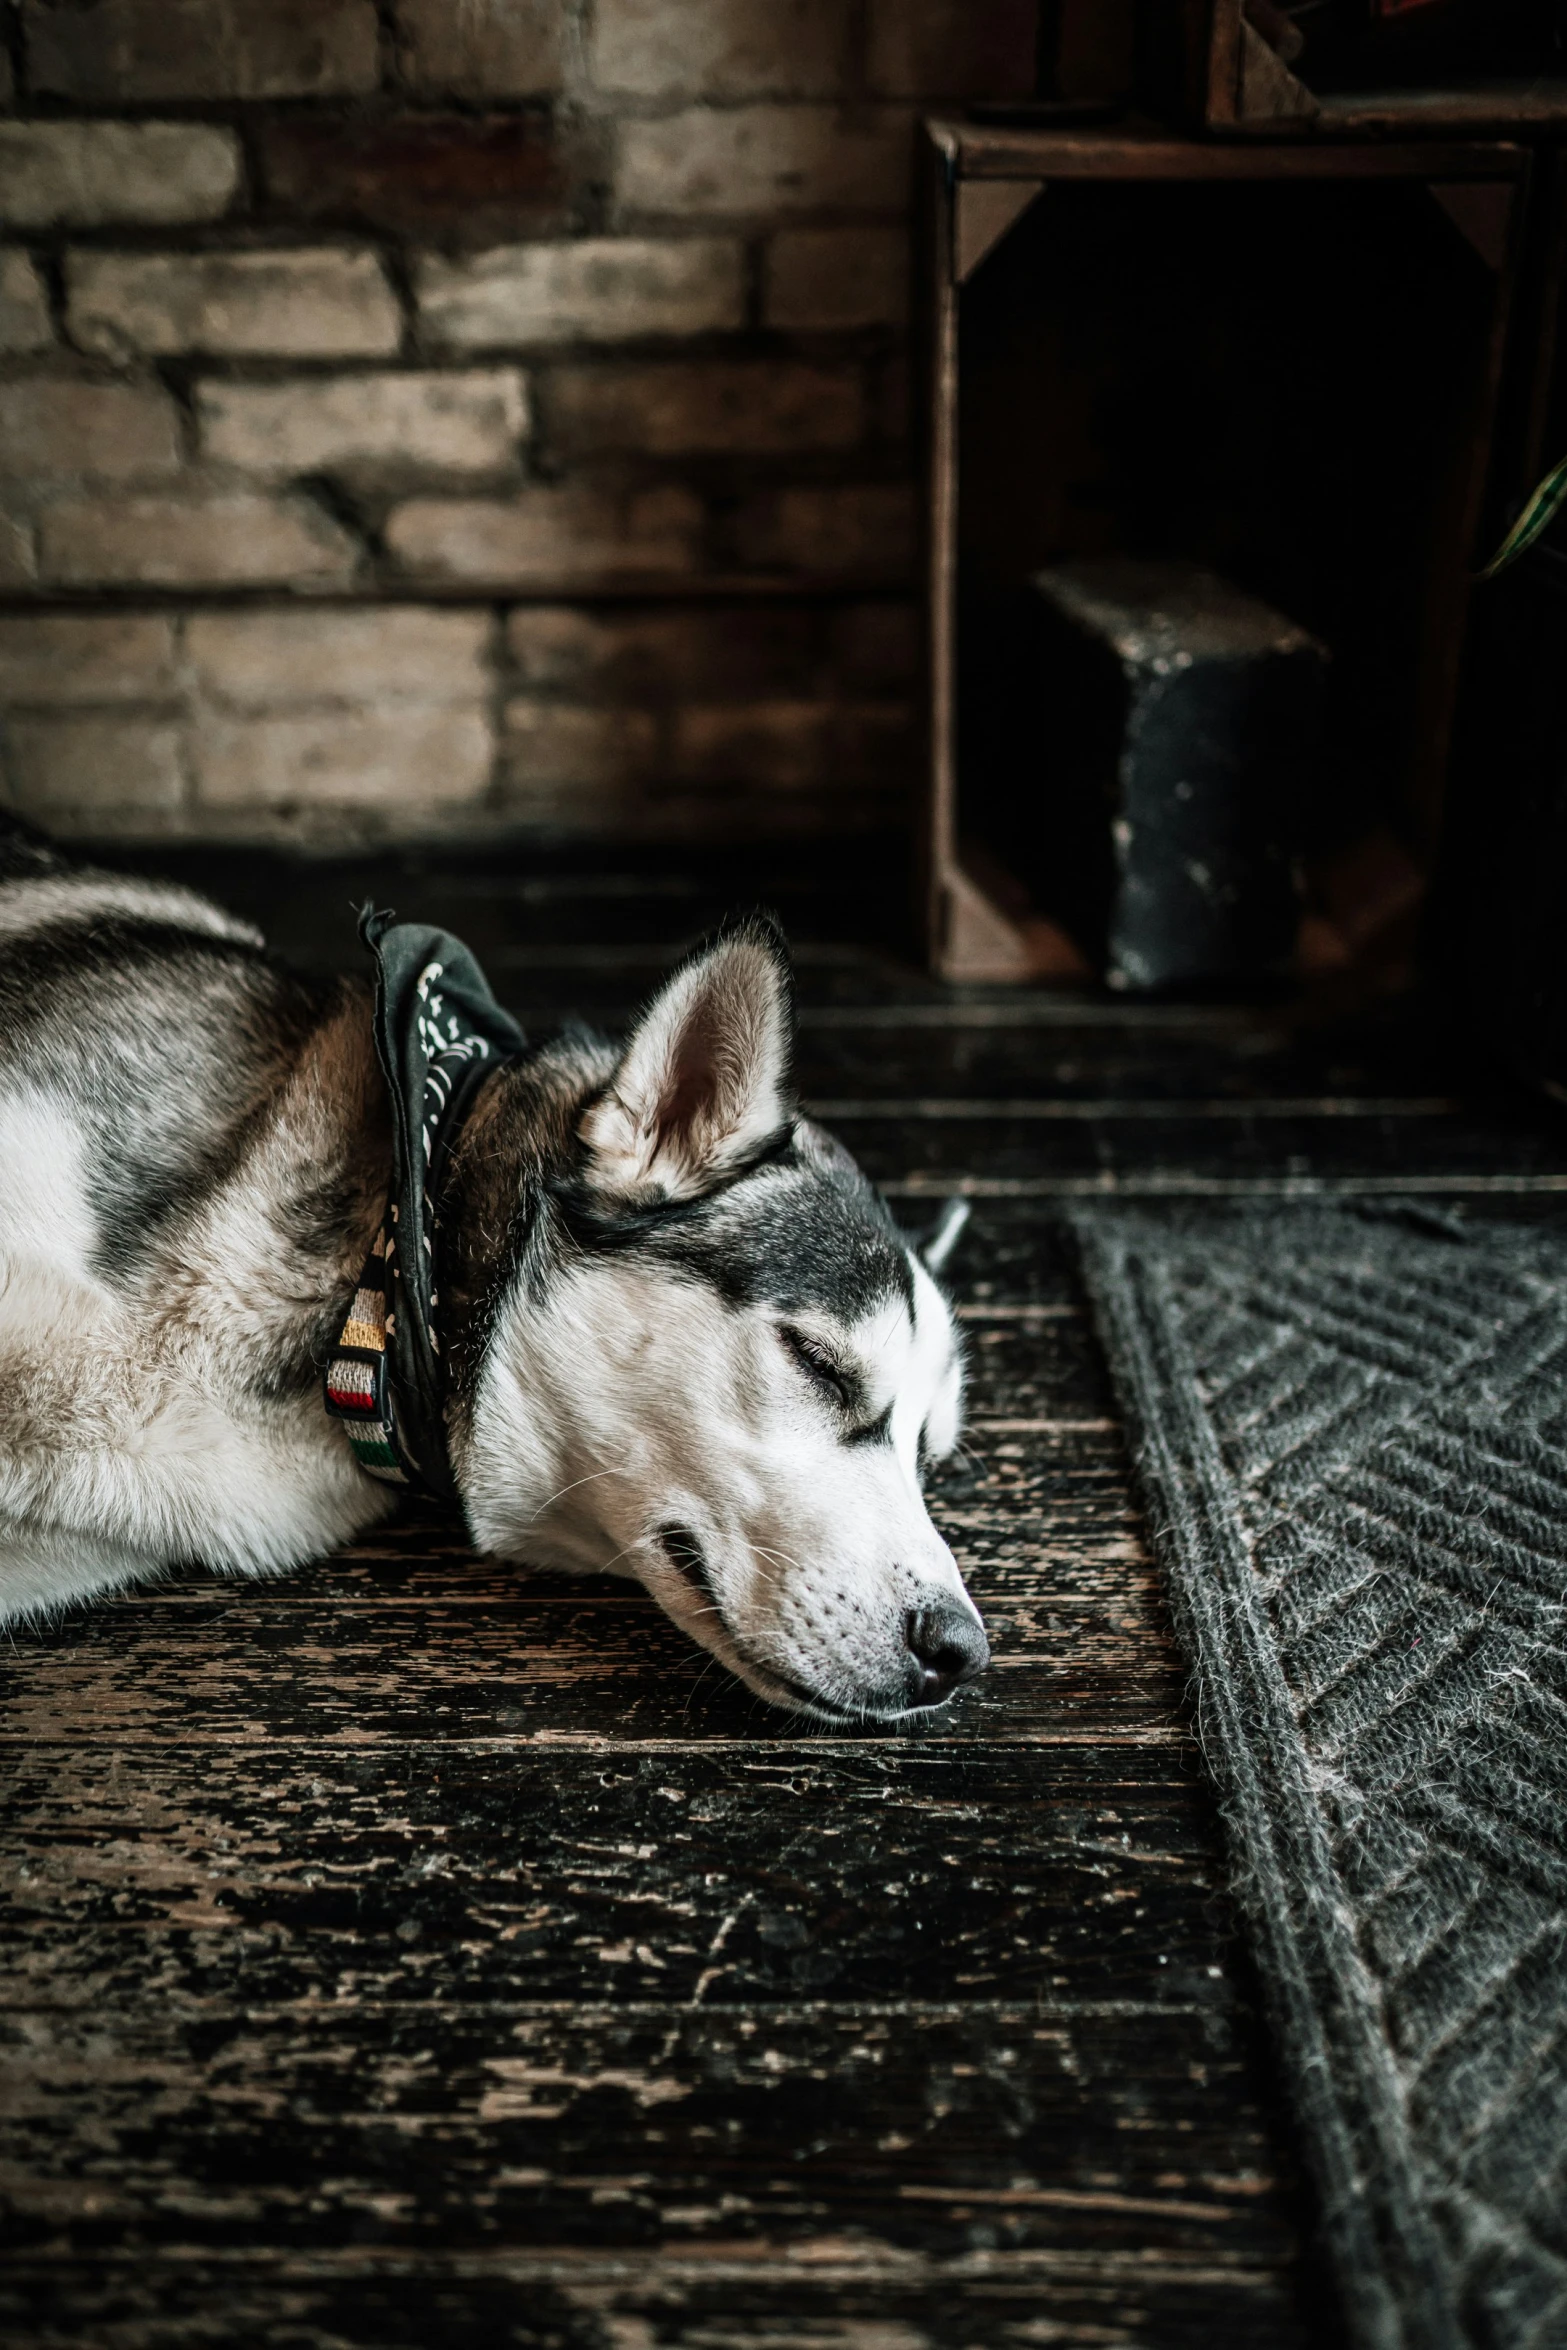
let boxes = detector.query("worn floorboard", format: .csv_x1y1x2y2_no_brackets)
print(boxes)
7,847,1566,2347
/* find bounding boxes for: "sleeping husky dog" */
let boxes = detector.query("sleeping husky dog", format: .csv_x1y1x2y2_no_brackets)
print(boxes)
0,822,987,1721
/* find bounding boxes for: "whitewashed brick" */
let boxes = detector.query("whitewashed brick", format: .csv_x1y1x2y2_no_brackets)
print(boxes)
3,716,184,819
68,249,401,359
0,379,181,481
673,699,826,789
40,493,359,587
735,483,914,574
387,485,703,583
417,238,743,348
501,701,658,800
766,227,909,329
879,350,910,444
503,609,612,691
197,370,528,477
619,106,911,216
193,709,493,811
0,512,36,586
24,0,380,102
549,359,862,455
0,121,241,228
187,608,490,708
592,0,843,97
0,614,178,705
838,699,912,784
831,600,918,690
505,604,816,696
0,252,53,351
400,0,561,94
674,698,909,789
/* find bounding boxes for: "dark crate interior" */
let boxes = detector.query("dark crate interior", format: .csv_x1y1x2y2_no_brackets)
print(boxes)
953,171,1504,971
1279,0,1567,103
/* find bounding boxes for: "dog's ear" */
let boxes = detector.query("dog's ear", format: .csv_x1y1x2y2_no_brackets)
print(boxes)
579,920,794,1202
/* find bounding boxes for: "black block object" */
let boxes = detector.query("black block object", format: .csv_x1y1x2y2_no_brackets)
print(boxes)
1030,560,1326,990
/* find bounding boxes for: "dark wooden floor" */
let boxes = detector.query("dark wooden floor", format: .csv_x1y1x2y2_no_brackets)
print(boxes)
6,845,1567,2350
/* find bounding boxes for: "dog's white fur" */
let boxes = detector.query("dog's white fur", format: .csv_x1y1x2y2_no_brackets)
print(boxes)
464,1237,968,1717
0,964,382,1623
0,862,984,1719
458,922,982,1717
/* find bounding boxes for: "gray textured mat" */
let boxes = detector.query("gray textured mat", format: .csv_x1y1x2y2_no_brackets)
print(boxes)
1075,1208,1567,2350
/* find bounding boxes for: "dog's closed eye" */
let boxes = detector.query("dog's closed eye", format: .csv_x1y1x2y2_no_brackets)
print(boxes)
778,1325,892,1444
779,1324,853,1407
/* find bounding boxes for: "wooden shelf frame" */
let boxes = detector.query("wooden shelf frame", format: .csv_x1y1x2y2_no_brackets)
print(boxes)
919,118,1532,981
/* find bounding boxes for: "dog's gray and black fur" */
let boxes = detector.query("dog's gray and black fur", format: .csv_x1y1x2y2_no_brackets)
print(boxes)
0,820,986,1719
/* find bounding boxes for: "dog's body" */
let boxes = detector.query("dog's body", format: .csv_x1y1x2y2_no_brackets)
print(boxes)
0,824,986,1719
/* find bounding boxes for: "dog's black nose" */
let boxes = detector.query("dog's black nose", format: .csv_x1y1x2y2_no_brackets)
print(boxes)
905,1603,989,1706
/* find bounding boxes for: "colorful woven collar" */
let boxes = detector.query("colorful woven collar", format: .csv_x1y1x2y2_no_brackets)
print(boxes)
324,908,525,1504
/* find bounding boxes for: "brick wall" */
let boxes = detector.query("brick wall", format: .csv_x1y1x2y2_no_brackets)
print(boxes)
0,1,1034,850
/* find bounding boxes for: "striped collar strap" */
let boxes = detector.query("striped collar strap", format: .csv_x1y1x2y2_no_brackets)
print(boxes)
325,1221,411,1484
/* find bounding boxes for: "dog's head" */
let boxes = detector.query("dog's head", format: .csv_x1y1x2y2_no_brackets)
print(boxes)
455,920,986,1723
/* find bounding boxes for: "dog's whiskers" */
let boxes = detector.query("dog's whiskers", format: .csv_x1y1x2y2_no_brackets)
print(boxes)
527,1462,632,1523
593,1535,651,1579
683,1649,724,1723
744,1550,786,1595
749,1540,808,1578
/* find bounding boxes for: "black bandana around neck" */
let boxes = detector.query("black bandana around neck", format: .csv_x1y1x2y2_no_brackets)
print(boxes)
324,906,526,1504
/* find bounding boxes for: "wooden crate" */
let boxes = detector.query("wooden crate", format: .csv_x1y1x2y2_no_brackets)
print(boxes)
919,117,1533,980
1145,0,1567,137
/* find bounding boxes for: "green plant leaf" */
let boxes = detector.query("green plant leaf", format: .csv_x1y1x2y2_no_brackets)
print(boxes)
1480,450,1567,578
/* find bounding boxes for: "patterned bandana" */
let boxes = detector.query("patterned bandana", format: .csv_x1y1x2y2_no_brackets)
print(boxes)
324,907,526,1504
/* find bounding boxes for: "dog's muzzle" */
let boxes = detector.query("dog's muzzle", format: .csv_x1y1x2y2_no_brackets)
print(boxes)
655,1523,989,1721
